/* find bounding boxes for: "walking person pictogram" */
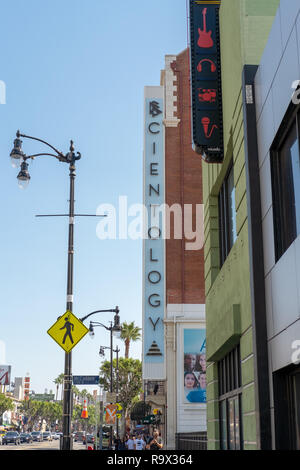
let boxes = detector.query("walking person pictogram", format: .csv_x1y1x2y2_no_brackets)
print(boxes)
47,310,89,353
60,316,75,344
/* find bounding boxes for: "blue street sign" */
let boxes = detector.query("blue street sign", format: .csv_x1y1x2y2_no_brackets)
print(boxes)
72,375,99,385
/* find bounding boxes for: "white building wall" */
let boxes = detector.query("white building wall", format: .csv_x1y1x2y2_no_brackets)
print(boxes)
255,0,300,449
13,377,24,401
165,304,206,449
255,0,300,366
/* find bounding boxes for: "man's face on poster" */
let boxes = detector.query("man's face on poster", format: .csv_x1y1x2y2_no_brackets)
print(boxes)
199,373,206,389
185,354,196,371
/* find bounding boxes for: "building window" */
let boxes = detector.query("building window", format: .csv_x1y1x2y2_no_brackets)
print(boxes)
271,108,300,260
287,368,300,450
218,162,237,266
218,345,243,450
273,365,300,450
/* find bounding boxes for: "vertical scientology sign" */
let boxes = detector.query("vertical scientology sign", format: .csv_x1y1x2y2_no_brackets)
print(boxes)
143,87,165,380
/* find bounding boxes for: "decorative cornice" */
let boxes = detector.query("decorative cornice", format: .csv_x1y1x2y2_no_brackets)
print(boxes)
163,118,181,128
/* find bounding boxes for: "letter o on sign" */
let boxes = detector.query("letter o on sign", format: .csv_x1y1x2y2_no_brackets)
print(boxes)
148,227,161,239
148,271,161,284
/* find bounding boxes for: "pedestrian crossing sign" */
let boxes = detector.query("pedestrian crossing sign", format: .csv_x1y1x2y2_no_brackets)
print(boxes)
47,310,89,353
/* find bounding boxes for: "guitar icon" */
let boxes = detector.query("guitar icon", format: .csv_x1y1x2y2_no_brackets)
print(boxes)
197,8,214,49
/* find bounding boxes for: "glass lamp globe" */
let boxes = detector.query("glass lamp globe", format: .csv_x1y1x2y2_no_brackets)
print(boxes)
112,328,121,339
17,161,30,189
10,137,24,168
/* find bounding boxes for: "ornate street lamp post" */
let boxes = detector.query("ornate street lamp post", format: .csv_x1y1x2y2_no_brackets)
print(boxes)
89,316,121,449
10,130,81,450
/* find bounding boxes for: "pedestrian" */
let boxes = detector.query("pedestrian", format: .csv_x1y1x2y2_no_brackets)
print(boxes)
143,432,150,449
114,435,122,450
135,433,146,450
118,437,127,450
125,433,135,450
148,430,163,450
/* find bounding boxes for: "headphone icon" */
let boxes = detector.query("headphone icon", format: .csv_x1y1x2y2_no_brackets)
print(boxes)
197,59,216,73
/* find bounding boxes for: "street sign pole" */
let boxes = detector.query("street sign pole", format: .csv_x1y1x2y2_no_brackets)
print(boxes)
110,326,113,450
62,161,75,451
99,399,103,450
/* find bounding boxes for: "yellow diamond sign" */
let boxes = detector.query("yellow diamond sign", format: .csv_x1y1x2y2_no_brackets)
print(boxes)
47,310,89,353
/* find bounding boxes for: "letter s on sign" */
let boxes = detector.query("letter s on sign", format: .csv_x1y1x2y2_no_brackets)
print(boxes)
291,340,300,365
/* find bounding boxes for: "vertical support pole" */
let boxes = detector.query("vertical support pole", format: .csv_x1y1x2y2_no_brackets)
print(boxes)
99,397,103,450
116,347,119,438
62,158,76,450
110,325,113,449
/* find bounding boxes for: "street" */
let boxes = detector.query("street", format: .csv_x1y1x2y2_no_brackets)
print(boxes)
0,439,91,451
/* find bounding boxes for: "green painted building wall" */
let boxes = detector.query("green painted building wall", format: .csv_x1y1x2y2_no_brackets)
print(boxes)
203,0,280,450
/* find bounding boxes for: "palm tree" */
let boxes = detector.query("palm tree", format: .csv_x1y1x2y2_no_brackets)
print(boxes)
79,389,88,404
72,386,81,405
54,373,64,401
120,322,141,358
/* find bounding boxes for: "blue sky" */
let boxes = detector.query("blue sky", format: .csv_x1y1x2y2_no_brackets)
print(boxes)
0,0,187,393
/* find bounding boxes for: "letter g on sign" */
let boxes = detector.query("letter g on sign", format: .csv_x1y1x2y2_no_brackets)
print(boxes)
148,294,160,307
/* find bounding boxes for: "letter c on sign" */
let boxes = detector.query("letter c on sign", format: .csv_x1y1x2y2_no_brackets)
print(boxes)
148,122,160,134
148,294,160,307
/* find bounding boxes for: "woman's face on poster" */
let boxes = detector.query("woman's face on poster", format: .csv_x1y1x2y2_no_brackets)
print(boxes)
199,354,206,371
184,373,197,389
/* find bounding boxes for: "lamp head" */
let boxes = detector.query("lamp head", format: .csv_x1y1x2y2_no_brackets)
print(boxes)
10,133,25,167
89,323,95,338
17,161,30,189
112,312,122,338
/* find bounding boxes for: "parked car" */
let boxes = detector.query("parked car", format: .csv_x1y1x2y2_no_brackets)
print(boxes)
2,431,21,445
74,431,85,442
83,434,95,445
52,433,60,440
42,431,52,441
102,431,110,449
31,431,43,442
20,433,33,444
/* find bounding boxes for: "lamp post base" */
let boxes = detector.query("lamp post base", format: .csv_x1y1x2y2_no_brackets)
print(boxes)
60,435,73,450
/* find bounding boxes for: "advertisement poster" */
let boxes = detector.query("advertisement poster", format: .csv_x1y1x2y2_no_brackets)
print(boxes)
0,365,11,385
184,329,206,403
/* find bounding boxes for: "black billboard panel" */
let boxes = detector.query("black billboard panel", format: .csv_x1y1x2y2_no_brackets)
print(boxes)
190,0,223,163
